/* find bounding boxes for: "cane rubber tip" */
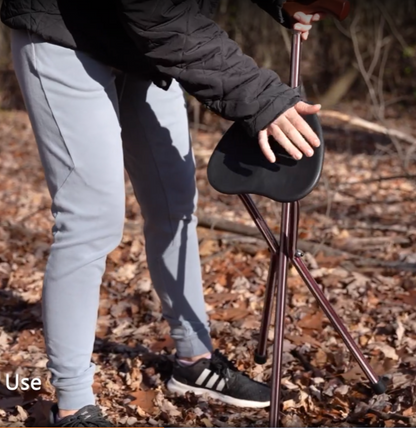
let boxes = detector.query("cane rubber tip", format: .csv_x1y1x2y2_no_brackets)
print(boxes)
254,353,267,365
372,378,387,395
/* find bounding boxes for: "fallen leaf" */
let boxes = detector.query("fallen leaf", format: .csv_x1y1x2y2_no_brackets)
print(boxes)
369,343,399,360
286,334,322,348
157,395,181,417
199,239,220,256
298,312,324,330
209,306,250,321
341,364,366,382
201,417,213,427
204,292,239,305
129,389,157,413
16,405,27,421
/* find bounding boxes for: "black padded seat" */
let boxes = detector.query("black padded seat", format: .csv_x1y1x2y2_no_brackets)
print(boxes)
207,113,324,203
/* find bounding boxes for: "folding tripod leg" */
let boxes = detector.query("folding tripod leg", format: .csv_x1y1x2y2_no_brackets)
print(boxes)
238,195,281,364
291,256,386,394
239,195,278,251
270,202,293,427
255,253,279,364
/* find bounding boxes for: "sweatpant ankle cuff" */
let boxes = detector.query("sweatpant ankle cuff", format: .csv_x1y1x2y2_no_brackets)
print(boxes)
174,333,213,358
57,389,95,411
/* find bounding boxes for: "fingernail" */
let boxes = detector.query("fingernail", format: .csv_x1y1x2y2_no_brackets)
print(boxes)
296,153,303,160
315,139,321,147
307,149,314,157
294,12,301,19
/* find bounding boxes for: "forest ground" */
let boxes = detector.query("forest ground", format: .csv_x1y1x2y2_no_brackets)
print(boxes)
0,102,415,427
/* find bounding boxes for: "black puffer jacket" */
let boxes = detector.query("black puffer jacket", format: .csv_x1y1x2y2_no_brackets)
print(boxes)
1,0,300,136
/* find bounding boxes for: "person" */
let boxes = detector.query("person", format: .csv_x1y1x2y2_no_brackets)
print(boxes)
1,0,323,426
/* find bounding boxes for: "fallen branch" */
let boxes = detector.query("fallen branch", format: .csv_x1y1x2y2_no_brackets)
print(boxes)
197,214,365,256
318,110,416,145
334,236,409,252
342,223,415,234
339,173,416,187
197,215,416,272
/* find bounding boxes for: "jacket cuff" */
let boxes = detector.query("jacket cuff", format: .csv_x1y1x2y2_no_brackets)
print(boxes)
241,85,302,137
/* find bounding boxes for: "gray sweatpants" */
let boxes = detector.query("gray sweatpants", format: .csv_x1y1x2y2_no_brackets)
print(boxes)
11,30,213,410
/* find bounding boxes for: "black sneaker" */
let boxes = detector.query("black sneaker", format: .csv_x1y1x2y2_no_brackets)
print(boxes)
167,349,270,408
50,404,113,427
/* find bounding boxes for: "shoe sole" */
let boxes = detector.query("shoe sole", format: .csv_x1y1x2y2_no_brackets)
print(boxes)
167,377,270,408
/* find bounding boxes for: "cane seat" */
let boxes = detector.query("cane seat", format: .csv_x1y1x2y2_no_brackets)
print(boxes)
207,113,324,203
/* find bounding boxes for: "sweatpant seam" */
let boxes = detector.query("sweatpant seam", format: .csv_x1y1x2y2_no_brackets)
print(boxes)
29,31,75,203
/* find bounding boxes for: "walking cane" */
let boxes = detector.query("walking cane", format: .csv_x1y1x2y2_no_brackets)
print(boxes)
207,1,386,426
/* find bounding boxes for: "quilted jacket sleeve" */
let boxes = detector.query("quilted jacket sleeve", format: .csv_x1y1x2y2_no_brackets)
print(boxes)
117,0,301,136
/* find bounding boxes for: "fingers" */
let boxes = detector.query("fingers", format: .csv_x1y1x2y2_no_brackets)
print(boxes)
268,121,304,160
294,101,322,115
293,23,311,40
293,12,312,40
275,117,314,158
293,12,324,39
294,12,324,24
260,103,322,163
258,129,276,163
285,107,321,148
294,12,313,25
294,22,312,32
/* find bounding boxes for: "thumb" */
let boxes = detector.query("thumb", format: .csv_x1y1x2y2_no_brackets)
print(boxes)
294,101,321,114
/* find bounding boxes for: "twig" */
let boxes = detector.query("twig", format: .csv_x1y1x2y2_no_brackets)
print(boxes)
290,349,324,378
377,3,409,51
349,12,407,168
17,206,49,223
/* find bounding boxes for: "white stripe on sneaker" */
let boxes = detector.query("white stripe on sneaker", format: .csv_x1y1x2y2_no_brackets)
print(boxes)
195,368,212,386
216,378,226,391
205,373,219,389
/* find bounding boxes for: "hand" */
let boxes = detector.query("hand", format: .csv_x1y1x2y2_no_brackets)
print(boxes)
258,102,322,163
293,12,325,40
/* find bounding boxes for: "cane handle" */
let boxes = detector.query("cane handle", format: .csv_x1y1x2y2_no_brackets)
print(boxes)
283,0,350,21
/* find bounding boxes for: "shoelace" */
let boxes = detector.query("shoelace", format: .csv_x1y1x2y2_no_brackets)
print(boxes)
58,408,111,427
210,350,246,387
